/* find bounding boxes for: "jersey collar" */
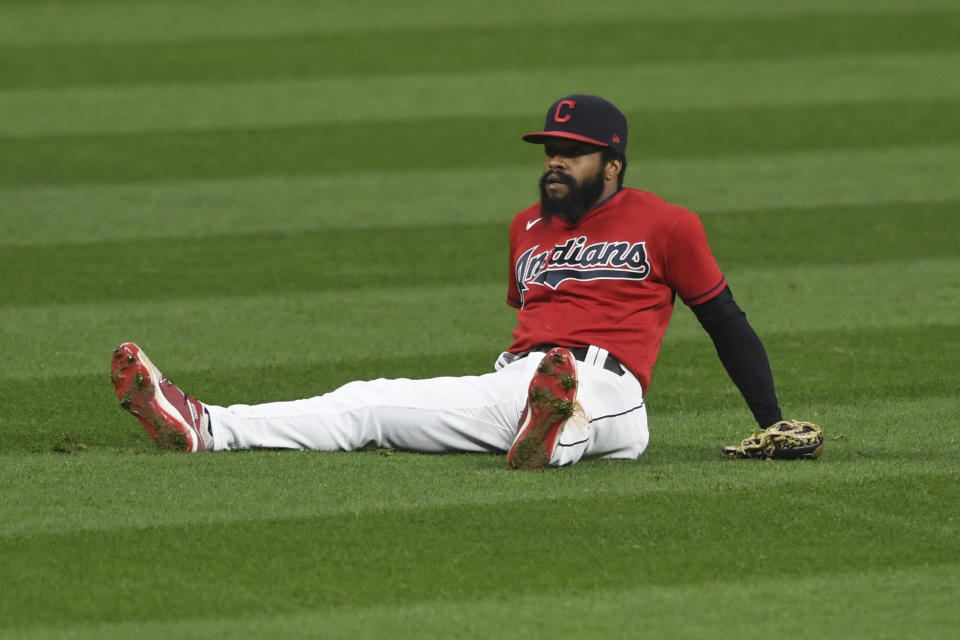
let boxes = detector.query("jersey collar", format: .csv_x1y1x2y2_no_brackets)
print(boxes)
562,187,625,228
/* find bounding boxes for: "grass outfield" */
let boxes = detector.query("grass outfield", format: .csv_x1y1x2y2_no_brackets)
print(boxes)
1,0,958,638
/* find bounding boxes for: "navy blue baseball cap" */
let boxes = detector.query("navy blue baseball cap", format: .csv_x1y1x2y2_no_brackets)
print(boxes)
523,95,628,158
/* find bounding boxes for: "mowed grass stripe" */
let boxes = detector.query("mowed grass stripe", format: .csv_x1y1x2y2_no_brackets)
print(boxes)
0,282,512,382
7,564,954,639
1,259,955,381
0,225,510,307
2,202,957,307
3,146,959,246
1,472,954,628
3,99,959,187
3,11,958,89
5,52,960,137
1,393,955,534
652,323,959,414
3,0,953,45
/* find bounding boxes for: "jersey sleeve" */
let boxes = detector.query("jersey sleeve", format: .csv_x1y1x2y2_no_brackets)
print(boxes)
663,211,727,306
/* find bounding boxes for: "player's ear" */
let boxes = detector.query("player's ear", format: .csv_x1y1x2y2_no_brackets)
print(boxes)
604,157,623,182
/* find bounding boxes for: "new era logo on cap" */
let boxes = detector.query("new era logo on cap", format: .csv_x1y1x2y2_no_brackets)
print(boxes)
523,94,628,158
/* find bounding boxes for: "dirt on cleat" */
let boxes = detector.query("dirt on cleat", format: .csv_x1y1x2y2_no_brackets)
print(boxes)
529,386,554,404
558,372,577,392
551,399,575,420
153,423,188,451
509,437,548,470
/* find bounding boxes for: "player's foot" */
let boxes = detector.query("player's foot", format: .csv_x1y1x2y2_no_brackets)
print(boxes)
507,347,578,470
110,342,213,452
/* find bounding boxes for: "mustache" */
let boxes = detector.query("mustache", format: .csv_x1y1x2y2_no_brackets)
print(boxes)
540,170,575,187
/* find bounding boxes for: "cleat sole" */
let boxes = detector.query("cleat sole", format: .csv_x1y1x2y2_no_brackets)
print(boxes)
110,342,200,452
508,348,579,470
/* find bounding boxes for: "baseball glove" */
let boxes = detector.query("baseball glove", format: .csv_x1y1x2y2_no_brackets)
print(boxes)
724,420,824,460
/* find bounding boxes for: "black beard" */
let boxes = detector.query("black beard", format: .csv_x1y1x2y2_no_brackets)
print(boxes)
538,168,606,225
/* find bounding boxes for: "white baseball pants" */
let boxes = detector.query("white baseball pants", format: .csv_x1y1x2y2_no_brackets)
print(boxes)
206,349,649,466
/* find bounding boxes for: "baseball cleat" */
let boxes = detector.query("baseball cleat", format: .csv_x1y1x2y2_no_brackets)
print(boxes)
507,347,578,470
110,342,212,452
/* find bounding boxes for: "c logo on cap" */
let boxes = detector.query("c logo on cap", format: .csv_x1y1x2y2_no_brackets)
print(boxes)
554,100,576,123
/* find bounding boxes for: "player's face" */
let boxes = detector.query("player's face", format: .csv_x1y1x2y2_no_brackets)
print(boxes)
539,140,609,224
541,141,605,198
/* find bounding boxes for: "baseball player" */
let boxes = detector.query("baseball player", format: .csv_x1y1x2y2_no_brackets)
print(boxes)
112,94,789,469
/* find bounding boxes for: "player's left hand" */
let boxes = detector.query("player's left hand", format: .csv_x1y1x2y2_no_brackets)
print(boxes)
723,420,824,460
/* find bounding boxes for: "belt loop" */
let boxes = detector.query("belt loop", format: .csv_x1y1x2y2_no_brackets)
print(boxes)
585,345,609,369
597,347,609,369
585,345,597,367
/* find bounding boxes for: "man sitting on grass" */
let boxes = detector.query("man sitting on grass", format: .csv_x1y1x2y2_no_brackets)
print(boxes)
112,94,786,469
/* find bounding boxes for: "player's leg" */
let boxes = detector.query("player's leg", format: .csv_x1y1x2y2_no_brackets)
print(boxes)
548,364,648,466
581,367,649,460
205,362,532,453
113,341,538,455
506,347,648,468
192,353,567,454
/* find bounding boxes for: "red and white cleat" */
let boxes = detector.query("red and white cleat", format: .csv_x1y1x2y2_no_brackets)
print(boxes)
110,342,213,452
507,347,578,470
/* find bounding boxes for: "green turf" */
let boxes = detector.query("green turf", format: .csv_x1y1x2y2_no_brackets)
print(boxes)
4,11,959,89
5,99,960,186
1,1,958,638
3,0,956,46
5,51,960,140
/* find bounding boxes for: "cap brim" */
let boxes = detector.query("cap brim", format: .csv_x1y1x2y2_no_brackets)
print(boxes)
522,131,610,148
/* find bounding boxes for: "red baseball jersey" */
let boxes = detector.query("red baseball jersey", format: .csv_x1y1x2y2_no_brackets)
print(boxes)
506,188,726,392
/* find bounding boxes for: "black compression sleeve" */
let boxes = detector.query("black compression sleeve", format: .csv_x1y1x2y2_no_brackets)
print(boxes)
690,286,783,427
